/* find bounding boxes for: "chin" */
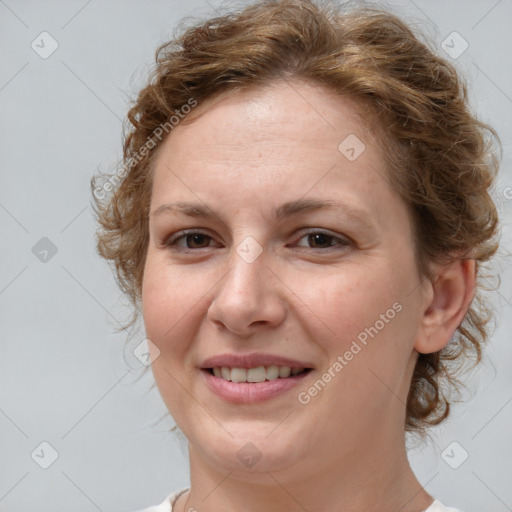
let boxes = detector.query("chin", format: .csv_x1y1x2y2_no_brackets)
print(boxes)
188,423,307,475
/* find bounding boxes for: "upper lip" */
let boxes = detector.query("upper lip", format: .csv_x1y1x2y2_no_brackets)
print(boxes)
200,352,314,369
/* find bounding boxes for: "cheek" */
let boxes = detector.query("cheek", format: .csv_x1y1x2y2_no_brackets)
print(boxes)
141,257,203,355
303,259,416,396
141,258,206,416
303,263,399,345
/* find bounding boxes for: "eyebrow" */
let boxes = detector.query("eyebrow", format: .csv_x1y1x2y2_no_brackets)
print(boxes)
151,199,376,231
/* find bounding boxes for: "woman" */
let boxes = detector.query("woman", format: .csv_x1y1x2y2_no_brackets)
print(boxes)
91,0,501,510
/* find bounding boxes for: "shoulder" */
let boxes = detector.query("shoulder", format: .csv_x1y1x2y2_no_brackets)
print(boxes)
132,488,189,512
425,499,465,512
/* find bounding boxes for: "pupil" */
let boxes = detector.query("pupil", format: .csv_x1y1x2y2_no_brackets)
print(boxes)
309,233,331,248
188,234,208,248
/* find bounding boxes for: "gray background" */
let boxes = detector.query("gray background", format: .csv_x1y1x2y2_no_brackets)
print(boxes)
0,0,511,511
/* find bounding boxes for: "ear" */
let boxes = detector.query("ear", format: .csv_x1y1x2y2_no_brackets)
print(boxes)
414,258,476,354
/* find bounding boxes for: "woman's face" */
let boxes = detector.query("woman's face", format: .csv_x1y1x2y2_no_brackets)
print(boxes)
142,80,430,475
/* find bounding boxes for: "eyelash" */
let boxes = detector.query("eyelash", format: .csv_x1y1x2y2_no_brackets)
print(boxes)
164,229,351,253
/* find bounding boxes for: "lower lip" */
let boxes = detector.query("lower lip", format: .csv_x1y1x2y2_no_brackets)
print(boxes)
201,369,311,403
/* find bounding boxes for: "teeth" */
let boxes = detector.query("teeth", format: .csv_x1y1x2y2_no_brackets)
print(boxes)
211,365,307,382
266,365,279,380
247,366,266,383
230,368,247,383
279,366,291,378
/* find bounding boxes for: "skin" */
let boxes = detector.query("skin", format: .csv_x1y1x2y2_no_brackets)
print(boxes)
142,79,476,512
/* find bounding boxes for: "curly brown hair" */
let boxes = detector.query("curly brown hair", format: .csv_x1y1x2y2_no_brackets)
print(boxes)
91,0,501,434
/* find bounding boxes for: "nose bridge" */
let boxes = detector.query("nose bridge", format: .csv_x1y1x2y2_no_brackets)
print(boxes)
223,234,267,300
207,233,285,333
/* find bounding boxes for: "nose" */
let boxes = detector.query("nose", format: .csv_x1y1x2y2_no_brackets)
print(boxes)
207,241,287,337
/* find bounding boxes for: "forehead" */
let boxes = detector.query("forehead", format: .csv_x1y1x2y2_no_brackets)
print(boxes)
154,80,381,169
175,79,376,151
149,79,397,225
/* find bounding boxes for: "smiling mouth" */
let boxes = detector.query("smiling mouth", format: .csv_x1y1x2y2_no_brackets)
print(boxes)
204,366,312,383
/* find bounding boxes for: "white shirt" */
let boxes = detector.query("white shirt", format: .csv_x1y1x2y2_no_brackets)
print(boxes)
134,488,464,512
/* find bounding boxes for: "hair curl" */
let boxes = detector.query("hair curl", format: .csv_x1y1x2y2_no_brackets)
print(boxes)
91,0,501,434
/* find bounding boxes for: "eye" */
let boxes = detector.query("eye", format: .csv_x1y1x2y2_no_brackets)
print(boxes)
293,230,351,250
165,230,217,250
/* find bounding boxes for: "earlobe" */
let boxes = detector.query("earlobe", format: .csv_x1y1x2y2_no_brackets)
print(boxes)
414,259,476,354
